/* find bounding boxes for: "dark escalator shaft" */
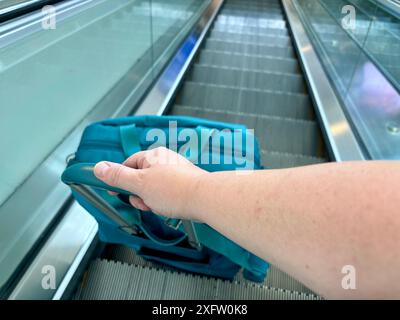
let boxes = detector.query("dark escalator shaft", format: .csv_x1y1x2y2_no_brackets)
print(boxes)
77,0,328,300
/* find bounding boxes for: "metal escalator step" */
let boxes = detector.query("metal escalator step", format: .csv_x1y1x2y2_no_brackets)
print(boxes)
222,1,282,10
207,31,291,48
263,267,315,295
226,0,280,3
212,24,289,37
261,150,326,169
189,64,307,94
77,259,321,300
224,0,282,7
215,17,287,29
225,0,281,4
219,10,285,21
170,105,321,157
225,5,281,10
218,7,284,16
254,266,315,295
104,236,316,296
198,49,300,74
223,5,282,12
219,9,283,18
218,9,285,21
80,258,133,300
177,82,313,120
224,1,282,11
209,30,291,47
204,39,295,59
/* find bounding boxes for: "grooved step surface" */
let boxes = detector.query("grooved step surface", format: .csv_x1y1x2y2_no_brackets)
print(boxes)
178,81,313,120
199,49,301,74
209,30,291,47
216,16,287,29
189,64,307,94
170,105,321,157
205,38,296,58
76,259,321,300
219,10,285,20
102,245,315,295
261,150,326,169
212,24,290,37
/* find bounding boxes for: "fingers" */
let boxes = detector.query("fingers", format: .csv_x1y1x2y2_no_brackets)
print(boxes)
124,147,190,169
123,151,149,169
129,196,151,211
94,161,141,194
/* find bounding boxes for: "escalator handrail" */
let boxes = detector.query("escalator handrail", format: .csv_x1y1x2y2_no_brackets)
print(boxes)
0,0,66,23
283,0,366,161
375,0,400,19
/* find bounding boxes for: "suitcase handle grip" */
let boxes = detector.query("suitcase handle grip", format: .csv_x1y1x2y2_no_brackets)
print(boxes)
62,162,202,250
62,163,134,196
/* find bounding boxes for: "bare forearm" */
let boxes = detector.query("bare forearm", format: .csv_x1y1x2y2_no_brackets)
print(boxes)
190,161,400,299
94,150,400,299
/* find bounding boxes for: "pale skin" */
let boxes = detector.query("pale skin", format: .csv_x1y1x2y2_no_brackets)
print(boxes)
93,147,400,299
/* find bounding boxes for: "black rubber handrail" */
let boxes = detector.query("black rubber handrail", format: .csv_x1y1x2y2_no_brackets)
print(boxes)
0,0,65,23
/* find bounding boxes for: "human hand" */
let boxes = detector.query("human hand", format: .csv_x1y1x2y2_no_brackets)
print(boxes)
94,147,207,220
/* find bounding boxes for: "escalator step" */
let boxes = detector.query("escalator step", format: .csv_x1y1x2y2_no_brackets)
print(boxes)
209,29,291,47
76,259,321,300
198,49,300,74
104,245,316,294
219,9,284,19
189,64,307,94
170,105,322,157
177,82,313,120
212,24,290,37
208,30,290,48
224,1,282,7
215,17,287,29
223,2,283,13
222,10,282,15
225,0,281,4
219,10,285,21
204,38,296,59
261,150,326,169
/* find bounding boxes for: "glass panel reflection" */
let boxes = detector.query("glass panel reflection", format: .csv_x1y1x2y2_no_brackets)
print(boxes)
0,0,209,206
295,0,400,159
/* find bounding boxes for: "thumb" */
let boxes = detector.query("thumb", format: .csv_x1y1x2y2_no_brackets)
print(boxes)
94,161,141,194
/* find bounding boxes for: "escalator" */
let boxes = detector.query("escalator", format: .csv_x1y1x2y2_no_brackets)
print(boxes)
73,0,327,300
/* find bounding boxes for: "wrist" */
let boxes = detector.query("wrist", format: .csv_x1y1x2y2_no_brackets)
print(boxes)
184,169,209,222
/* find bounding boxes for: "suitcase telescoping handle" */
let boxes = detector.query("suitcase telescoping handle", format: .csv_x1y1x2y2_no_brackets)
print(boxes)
62,163,134,196
62,163,202,250
62,163,139,235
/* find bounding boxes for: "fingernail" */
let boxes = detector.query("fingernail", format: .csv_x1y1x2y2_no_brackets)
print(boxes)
94,162,111,178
